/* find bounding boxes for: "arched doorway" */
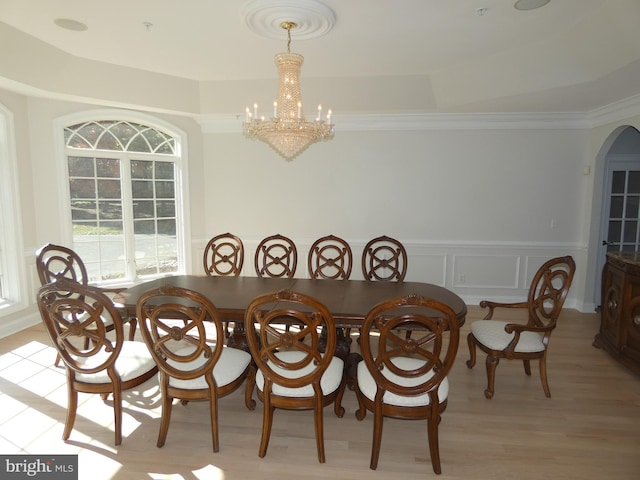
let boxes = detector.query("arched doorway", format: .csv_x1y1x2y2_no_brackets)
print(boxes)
593,126,640,309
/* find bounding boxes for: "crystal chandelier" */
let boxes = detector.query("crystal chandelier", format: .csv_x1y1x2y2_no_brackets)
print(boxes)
243,21,334,161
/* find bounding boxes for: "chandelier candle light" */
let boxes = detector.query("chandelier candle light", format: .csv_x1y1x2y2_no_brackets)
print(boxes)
243,21,334,161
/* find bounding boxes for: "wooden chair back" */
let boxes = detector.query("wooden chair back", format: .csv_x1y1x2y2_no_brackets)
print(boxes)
361,235,407,282
203,232,244,276
254,234,297,278
35,243,135,346
355,294,460,473
37,278,157,445
136,284,253,451
36,243,90,286
244,289,346,462
524,255,576,330
308,234,353,280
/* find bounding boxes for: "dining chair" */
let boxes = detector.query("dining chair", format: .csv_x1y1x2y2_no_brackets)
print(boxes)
466,255,576,399
136,284,254,452
354,235,409,339
354,294,460,474
361,235,408,282
308,234,353,280
203,232,244,277
36,278,158,446
203,233,244,337
243,289,346,463
254,233,297,278
35,243,137,366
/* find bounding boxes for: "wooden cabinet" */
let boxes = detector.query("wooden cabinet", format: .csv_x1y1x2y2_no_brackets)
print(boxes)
595,252,640,375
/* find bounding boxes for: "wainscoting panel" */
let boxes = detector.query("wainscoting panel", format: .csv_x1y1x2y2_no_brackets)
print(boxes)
452,254,520,289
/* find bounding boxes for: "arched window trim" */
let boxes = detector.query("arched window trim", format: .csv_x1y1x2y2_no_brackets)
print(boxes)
53,109,191,284
64,120,177,154
0,103,28,316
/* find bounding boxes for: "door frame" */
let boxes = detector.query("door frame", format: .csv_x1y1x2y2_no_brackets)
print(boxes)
596,153,640,307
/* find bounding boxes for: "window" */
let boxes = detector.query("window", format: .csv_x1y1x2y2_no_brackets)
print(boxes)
63,119,186,284
0,104,26,313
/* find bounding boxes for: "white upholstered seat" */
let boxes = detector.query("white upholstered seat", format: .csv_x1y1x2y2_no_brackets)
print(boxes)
255,350,344,398
470,321,545,353
356,357,449,407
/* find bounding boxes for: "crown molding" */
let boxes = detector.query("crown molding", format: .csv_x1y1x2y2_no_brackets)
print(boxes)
195,111,591,133
195,95,640,133
586,94,640,127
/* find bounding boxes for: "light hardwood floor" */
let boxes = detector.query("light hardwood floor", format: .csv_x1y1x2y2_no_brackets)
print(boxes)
1,306,639,480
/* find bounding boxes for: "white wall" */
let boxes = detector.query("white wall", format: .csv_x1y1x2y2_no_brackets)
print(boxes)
199,122,588,307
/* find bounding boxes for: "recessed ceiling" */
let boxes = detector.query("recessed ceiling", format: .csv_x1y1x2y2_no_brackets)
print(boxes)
1,0,640,114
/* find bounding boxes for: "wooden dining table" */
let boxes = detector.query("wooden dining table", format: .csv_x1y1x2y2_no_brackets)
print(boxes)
114,275,467,358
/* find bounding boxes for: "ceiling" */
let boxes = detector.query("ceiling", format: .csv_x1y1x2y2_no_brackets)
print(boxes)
1,0,640,115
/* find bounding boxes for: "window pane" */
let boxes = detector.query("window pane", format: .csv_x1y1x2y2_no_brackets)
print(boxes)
72,221,98,235
98,242,126,281
96,158,120,178
71,200,97,220
144,129,171,153
156,200,175,218
610,196,623,218
134,220,155,235
159,259,179,274
99,221,123,235
625,196,640,219
155,162,174,179
96,130,123,151
128,134,151,153
98,201,122,220
110,123,139,149
97,179,122,199
157,219,176,236
69,178,96,199
131,160,153,179
612,171,626,194
68,157,95,177
133,200,154,219
608,220,622,243
132,180,154,198
155,181,174,198
623,221,638,243
629,171,640,194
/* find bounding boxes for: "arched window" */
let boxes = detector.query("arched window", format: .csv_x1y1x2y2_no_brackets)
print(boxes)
62,118,185,283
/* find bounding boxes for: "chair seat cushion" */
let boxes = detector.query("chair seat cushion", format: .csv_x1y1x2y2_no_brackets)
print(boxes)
471,320,545,352
75,340,156,383
168,345,252,390
256,350,344,398
357,356,448,406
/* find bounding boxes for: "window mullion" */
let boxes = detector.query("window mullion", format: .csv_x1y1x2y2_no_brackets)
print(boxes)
121,154,136,281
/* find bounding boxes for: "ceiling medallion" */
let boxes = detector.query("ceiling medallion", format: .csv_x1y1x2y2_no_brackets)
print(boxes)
241,0,336,40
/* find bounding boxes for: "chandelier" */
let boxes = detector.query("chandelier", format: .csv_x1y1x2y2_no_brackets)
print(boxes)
243,21,334,161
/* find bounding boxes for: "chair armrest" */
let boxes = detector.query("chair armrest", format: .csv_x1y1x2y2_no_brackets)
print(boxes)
479,300,528,320
502,322,553,356
504,323,552,334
